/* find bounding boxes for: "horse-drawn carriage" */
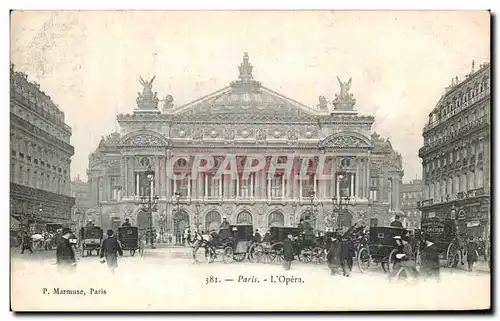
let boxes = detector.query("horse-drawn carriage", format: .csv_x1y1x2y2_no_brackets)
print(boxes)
194,224,255,263
420,217,464,268
250,226,326,264
118,226,142,256
79,226,103,257
356,226,410,273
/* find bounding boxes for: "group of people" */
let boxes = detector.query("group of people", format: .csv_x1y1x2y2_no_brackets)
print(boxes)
54,219,126,274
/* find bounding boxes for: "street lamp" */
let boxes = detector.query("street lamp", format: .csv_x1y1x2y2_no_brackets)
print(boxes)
138,169,159,249
308,190,318,229
172,191,182,245
195,202,201,233
159,213,165,243
332,196,357,230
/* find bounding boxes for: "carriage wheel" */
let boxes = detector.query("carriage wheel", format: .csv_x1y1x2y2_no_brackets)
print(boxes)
312,247,325,264
223,247,234,264
233,253,246,262
446,243,460,268
386,249,398,273
298,248,313,263
130,250,136,256
357,247,371,273
270,243,283,264
258,244,273,263
247,243,258,262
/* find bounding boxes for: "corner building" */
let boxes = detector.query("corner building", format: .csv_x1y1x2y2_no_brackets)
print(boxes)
10,65,75,230
418,62,491,239
87,53,403,235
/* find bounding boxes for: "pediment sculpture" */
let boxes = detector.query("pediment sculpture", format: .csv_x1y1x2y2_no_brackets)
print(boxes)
123,134,165,147
322,135,370,148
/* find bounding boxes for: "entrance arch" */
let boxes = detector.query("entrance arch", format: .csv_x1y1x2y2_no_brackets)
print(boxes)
339,210,353,229
236,211,252,225
268,211,285,227
173,210,190,237
205,211,221,232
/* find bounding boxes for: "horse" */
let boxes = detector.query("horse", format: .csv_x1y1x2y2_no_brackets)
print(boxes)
191,230,232,263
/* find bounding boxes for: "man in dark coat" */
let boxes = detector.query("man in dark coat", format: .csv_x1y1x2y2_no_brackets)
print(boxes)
122,218,131,227
100,229,123,273
263,231,271,243
341,236,355,274
390,215,403,228
254,229,262,243
86,219,95,227
219,217,230,230
466,236,478,272
420,234,440,280
327,237,342,276
20,231,33,254
282,234,294,270
56,228,77,272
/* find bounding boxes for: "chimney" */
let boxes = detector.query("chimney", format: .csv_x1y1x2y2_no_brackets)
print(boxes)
471,60,475,74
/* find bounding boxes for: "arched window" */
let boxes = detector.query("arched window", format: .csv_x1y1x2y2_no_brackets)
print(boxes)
268,211,284,227
205,210,221,232
236,211,252,224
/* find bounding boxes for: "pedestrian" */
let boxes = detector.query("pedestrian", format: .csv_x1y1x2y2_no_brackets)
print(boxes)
420,234,440,281
254,229,262,243
263,231,271,243
340,237,352,277
56,227,77,273
282,234,294,270
20,231,33,254
466,236,478,272
477,236,487,260
327,237,342,276
99,229,123,273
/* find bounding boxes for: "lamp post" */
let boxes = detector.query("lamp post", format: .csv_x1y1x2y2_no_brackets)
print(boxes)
332,174,356,231
172,191,182,245
159,213,165,243
195,202,201,233
308,190,318,230
138,170,159,249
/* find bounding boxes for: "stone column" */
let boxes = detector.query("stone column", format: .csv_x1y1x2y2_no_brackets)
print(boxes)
165,152,171,198
356,159,361,198
128,156,135,197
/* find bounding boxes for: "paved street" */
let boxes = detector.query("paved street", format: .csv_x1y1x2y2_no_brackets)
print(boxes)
11,247,490,311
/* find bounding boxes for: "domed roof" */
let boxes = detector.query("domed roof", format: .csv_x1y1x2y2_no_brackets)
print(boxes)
172,53,319,122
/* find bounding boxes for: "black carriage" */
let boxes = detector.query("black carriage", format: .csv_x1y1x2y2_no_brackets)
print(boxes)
79,226,103,257
118,226,141,256
251,226,324,264
204,224,255,263
421,217,464,268
356,226,409,273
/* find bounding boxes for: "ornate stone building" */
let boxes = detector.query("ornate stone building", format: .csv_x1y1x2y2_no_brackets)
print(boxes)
87,53,403,235
418,61,491,239
10,65,75,231
71,175,91,231
400,179,423,229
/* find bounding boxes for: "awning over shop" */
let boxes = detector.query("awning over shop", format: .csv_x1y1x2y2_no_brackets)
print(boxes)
10,216,21,230
467,221,481,228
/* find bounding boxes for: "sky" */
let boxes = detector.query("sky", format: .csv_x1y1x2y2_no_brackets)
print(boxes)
10,11,490,183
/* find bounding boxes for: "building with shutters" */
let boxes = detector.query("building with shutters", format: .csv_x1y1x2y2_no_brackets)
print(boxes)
86,53,404,236
400,179,423,229
418,61,491,239
10,65,75,232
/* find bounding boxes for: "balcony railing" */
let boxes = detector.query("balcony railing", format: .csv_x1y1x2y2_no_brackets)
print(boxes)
423,88,490,132
419,115,489,155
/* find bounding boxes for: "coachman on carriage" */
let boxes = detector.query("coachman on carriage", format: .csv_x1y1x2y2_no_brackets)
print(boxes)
192,224,255,263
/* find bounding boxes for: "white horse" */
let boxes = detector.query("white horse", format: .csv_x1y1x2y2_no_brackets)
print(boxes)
191,232,215,263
